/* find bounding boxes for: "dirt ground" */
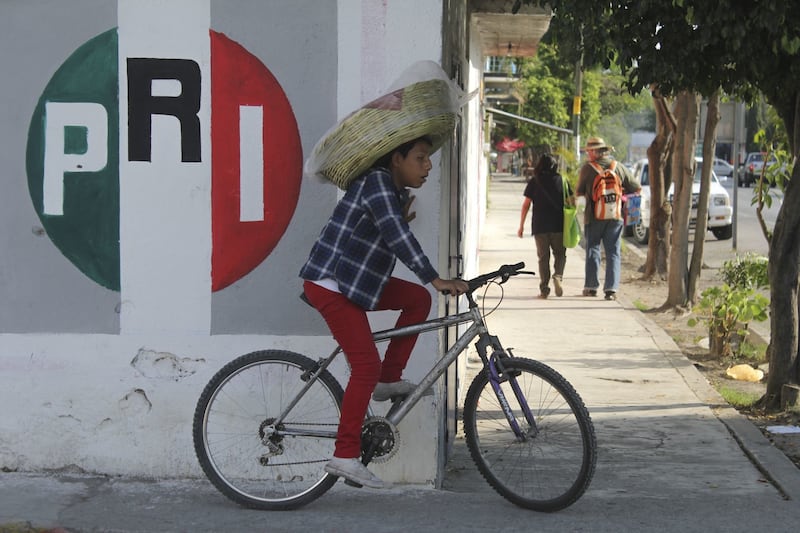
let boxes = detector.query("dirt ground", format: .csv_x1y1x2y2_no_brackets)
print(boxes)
618,243,800,470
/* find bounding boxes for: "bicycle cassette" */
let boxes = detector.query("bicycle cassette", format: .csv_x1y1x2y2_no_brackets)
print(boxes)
360,416,399,464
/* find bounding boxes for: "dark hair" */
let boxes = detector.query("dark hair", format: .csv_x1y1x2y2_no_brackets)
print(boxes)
373,136,433,169
534,153,558,175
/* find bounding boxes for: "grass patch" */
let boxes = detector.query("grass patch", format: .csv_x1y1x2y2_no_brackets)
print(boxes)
717,385,761,408
737,340,768,363
633,299,648,311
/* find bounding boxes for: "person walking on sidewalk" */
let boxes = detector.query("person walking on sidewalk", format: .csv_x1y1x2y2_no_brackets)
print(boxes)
516,154,572,299
576,137,640,301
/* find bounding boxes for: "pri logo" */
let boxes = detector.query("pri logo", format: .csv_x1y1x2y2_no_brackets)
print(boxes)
26,28,302,292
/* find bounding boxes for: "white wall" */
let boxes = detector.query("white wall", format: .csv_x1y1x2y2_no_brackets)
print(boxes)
0,0,448,484
334,0,445,484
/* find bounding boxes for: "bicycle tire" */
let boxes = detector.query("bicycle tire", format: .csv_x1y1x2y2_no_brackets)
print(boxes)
463,357,597,512
193,350,344,510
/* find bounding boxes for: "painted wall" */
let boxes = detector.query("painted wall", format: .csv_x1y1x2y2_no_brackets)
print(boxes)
0,0,449,483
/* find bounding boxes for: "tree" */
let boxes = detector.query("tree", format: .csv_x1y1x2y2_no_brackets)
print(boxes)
672,1,800,411
522,0,800,409
515,42,601,150
688,90,721,304
546,0,719,310
642,88,674,281
515,44,574,149
665,91,700,309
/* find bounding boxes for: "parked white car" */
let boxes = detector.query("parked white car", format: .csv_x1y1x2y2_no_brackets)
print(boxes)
628,158,733,244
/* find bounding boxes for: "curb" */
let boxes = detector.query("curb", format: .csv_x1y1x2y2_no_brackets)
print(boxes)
617,290,800,501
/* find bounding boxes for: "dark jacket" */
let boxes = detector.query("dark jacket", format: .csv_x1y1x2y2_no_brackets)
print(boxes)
522,170,569,235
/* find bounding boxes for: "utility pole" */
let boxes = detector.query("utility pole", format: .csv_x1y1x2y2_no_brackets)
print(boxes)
731,100,745,249
572,29,584,158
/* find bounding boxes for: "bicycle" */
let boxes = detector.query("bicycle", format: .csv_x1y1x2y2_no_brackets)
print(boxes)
192,262,597,512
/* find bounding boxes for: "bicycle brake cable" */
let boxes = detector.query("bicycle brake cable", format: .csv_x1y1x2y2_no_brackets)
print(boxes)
479,279,505,320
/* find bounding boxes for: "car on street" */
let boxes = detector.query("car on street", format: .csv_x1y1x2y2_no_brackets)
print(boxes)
737,152,775,187
712,157,734,178
627,158,733,244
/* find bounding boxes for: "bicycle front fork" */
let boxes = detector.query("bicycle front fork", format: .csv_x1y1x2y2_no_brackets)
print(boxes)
484,345,539,441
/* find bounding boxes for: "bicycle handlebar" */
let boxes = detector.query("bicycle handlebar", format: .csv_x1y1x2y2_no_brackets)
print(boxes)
440,262,533,295
466,262,530,292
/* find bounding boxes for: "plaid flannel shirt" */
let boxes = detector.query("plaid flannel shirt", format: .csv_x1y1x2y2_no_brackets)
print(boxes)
299,168,439,310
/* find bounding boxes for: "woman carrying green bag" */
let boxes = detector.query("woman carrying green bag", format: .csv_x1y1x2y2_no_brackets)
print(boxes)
516,154,575,299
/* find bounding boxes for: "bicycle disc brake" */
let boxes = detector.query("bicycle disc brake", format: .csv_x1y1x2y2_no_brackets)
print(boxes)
360,416,399,464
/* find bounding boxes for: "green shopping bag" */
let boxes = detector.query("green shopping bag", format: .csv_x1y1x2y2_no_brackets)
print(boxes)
563,177,580,248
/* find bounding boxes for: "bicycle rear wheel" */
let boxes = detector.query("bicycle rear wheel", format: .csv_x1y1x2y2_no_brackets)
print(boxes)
193,350,344,510
463,357,596,512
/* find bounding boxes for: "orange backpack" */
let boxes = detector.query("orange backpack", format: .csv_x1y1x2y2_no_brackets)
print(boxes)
590,161,623,220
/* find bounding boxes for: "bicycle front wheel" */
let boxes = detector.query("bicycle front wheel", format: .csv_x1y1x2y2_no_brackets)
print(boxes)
193,350,344,510
463,357,597,512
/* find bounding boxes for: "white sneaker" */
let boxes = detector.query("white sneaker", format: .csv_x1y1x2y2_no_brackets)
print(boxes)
324,457,388,489
372,379,416,402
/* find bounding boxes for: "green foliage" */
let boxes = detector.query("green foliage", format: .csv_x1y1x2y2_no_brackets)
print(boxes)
719,254,769,290
514,42,587,148
751,99,788,149
513,40,653,156
688,284,769,357
517,75,571,147
537,0,800,153
552,144,579,187
751,128,793,201
737,339,767,363
748,126,793,245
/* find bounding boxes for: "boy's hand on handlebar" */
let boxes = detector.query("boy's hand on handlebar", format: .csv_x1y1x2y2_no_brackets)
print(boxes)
432,277,469,296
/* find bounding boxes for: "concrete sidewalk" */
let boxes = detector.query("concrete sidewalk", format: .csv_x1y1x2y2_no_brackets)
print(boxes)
2,174,800,532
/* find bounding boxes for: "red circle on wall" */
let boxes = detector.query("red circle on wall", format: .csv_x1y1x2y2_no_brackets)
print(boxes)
210,31,302,291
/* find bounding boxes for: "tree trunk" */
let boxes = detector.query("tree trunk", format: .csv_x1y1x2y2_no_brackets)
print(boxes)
762,91,800,411
666,91,700,309
688,90,720,304
709,323,733,359
643,88,675,280
764,160,800,409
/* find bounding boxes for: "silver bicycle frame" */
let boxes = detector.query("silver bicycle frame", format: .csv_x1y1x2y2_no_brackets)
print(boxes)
271,306,487,433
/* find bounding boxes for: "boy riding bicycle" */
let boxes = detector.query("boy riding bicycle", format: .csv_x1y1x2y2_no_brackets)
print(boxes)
300,136,466,489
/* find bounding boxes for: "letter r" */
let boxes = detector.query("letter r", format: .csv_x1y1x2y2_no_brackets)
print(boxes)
127,58,202,163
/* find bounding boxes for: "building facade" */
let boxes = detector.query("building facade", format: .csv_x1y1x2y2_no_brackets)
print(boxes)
0,0,548,485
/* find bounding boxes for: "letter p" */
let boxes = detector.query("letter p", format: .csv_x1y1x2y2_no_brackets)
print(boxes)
43,102,108,215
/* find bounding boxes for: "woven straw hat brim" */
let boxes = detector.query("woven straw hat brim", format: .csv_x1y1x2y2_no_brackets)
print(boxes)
307,79,457,190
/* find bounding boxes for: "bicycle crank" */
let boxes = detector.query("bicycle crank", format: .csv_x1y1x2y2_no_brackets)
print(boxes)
360,416,399,464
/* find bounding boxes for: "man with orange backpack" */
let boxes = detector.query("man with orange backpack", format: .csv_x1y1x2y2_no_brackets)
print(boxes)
576,137,640,301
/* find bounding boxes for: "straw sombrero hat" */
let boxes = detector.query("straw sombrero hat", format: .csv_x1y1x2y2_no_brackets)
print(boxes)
305,62,466,189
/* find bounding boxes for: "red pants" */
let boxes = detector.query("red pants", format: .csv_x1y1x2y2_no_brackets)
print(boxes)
303,278,432,458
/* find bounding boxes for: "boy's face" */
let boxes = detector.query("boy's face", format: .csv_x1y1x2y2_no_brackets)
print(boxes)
392,141,433,189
